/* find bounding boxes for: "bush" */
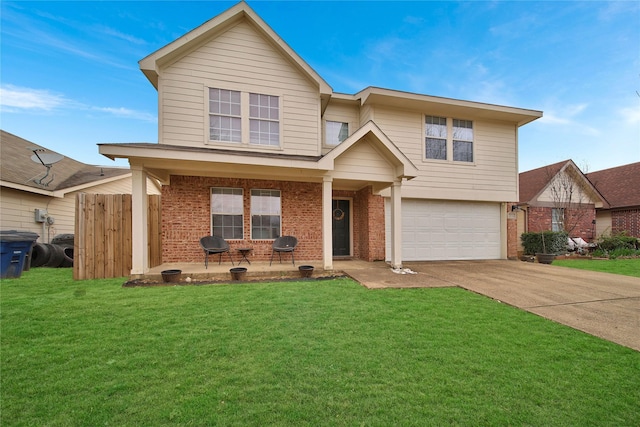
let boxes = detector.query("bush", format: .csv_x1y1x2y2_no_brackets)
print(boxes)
597,232,639,251
521,231,568,255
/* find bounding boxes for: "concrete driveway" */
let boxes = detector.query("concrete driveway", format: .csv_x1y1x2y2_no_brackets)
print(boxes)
343,260,640,352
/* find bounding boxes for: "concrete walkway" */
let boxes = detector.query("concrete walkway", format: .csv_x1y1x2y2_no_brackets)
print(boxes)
344,260,640,352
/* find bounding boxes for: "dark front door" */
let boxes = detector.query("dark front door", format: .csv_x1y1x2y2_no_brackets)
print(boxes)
332,199,350,256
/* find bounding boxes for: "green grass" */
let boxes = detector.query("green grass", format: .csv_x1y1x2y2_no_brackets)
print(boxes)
2,269,639,426
554,257,640,277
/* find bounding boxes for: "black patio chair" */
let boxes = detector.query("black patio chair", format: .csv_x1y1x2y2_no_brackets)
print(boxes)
200,236,234,268
270,235,298,266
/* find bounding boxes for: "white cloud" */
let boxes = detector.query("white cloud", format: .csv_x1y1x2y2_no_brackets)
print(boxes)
0,84,69,111
0,84,156,122
94,25,147,45
620,105,640,124
92,107,157,122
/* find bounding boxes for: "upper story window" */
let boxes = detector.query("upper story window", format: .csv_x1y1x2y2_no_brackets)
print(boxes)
425,116,447,160
453,119,473,162
325,121,349,146
211,187,244,239
425,116,474,163
249,93,280,146
209,89,241,143
208,88,280,147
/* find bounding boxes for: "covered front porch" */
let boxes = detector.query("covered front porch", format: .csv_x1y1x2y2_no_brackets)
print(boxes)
100,122,419,279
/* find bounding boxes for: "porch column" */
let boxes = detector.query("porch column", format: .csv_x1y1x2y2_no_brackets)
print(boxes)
390,180,403,269
131,166,148,276
322,176,333,270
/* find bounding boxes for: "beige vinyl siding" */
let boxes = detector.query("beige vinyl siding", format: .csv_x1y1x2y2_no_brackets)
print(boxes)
159,21,320,155
322,101,360,152
372,105,519,202
0,189,75,241
0,189,49,239
332,137,395,182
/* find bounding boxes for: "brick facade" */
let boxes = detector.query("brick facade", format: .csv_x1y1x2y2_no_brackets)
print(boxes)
506,204,518,259
161,175,385,264
612,208,640,238
527,205,596,241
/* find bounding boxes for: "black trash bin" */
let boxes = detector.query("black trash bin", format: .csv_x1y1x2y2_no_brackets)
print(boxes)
0,231,39,279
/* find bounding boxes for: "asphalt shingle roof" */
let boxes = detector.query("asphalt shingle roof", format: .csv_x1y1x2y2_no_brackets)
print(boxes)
587,162,640,209
1,130,130,192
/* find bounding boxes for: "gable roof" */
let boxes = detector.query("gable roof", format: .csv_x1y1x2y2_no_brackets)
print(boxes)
0,130,131,197
519,160,570,203
519,159,606,207
317,121,418,181
139,1,332,98
587,162,640,209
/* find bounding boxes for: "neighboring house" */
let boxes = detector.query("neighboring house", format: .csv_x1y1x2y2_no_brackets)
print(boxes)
0,130,161,242
517,160,606,246
98,2,542,276
587,162,640,238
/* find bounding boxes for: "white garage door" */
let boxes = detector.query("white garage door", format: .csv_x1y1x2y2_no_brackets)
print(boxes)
385,199,501,261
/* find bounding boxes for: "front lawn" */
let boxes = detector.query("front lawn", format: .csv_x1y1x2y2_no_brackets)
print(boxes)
554,257,640,277
2,269,638,426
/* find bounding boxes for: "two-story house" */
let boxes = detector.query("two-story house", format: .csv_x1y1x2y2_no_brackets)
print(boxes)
99,2,542,277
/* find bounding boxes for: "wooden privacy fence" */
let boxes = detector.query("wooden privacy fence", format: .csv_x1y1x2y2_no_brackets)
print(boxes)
74,194,161,280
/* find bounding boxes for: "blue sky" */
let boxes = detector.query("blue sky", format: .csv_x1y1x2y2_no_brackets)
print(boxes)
1,1,639,173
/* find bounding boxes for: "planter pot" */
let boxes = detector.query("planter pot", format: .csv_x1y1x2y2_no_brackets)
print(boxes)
298,265,314,278
230,267,248,281
161,269,182,283
536,253,555,265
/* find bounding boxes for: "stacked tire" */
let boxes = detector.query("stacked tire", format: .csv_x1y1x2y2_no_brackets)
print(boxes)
30,234,74,268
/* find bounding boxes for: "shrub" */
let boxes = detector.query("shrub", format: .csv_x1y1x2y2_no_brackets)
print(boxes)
597,232,639,251
521,231,568,255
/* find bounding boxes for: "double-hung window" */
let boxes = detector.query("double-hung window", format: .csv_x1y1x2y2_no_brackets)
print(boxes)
552,208,564,232
211,188,243,239
425,116,447,160
208,88,280,146
209,89,241,143
325,121,349,146
425,116,474,162
453,119,473,162
249,93,280,146
251,189,281,239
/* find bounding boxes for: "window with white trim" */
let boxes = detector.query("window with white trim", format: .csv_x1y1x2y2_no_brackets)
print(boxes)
425,116,474,162
251,189,281,239
453,119,473,162
552,208,564,232
211,188,243,239
249,93,280,146
325,121,349,146
209,88,241,143
425,116,447,160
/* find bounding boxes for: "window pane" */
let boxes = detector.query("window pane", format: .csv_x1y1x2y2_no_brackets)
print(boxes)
426,138,446,160
209,88,241,143
211,188,243,239
453,119,473,141
251,189,281,239
425,116,447,138
326,121,349,146
453,141,473,162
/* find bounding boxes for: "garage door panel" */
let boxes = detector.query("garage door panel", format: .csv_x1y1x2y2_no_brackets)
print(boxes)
386,199,501,261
